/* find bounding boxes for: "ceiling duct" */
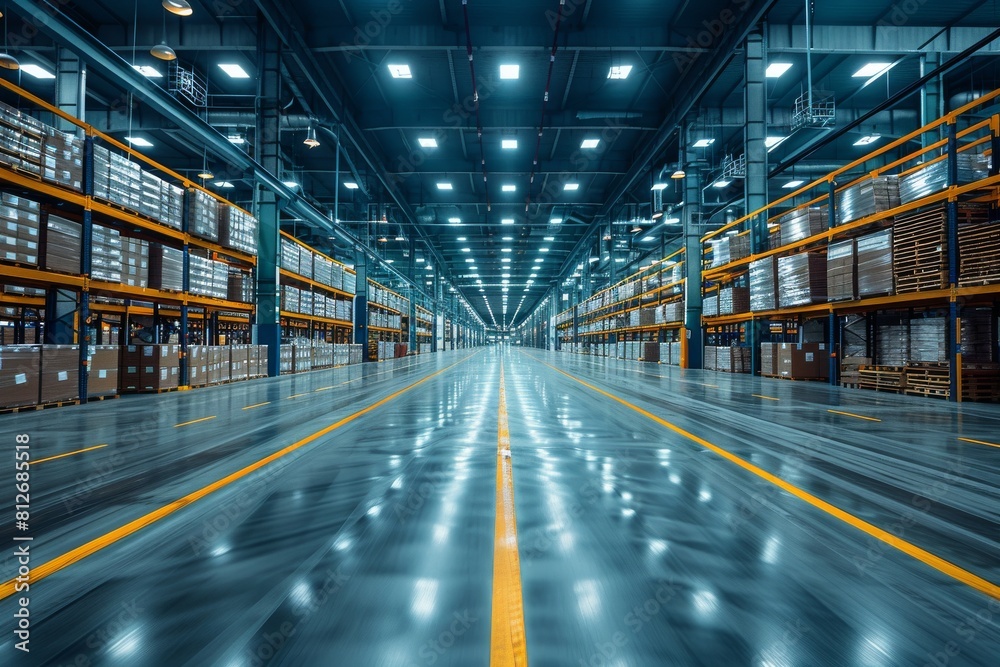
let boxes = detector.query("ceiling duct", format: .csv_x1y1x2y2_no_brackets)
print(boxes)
575,111,644,120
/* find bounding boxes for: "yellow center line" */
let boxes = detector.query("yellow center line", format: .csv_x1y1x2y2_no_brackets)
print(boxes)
30,444,108,466
753,394,780,401
174,416,217,428
287,393,309,400
700,384,719,388
536,359,1000,601
242,402,271,410
491,363,529,666
959,437,1000,449
828,409,882,422
314,386,335,392
0,352,478,602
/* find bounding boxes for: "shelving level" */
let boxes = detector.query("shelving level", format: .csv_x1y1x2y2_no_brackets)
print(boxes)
700,90,1000,401
278,231,356,343
0,78,267,407
367,279,409,360
557,248,687,365
415,304,433,354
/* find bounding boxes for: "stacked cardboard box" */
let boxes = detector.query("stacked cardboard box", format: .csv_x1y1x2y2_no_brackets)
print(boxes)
149,244,185,291
836,175,899,224
331,262,345,291
230,345,249,381
961,309,995,363
41,127,84,192
314,255,333,286
760,342,778,376
40,345,79,403
0,102,44,177
161,182,184,230
297,245,314,280
827,239,856,301
0,195,41,266
187,189,219,241
218,204,258,256
628,308,656,327
122,237,150,288
279,344,294,374
188,253,229,299
104,151,143,212
876,322,909,366
778,343,829,379
91,224,123,283
709,237,731,268
136,344,180,391
227,270,254,303
188,345,208,387
749,257,778,311
44,215,82,274
343,271,357,295
703,294,719,318
857,229,894,296
778,253,827,307
719,286,750,315
280,238,300,274
0,345,41,408
703,346,718,371
779,207,827,245
86,345,118,397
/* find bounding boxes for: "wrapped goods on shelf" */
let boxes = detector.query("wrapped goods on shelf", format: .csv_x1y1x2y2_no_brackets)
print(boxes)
717,346,732,372
255,345,270,377
187,188,219,241
779,207,827,245
282,285,301,313
749,256,777,311
899,153,991,204
139,171,162,221
827,239,856,301
877,324,909,366
659,343,672,365
91,224,123,283
709,237,731,268
41,127,84,192
44,214,82,274
0,194,41,266
760,342,778,376
629,308,656,327
215,347,231,383
230,345,249,382
857,229,894,296
670,342,681,366
92,145,111,200
0,345,41,408
704,346,718,371
703,294,719,318
103,151,143,212
337,300,353,322
280,238,300,274
298,245,314,280
893,207,947,293
149,244,184,291
86,345,119,397
957,207,999,287
212,261,230,299
331,262,345,291
910,317,946,363
0,102,44,176
188,253,229,299
300,290,314,316
730,234,751,263
961,309,994,363
719,286,750,315
778,253,827,308
121,237,150,288
161,182,185,230
314,255,333,287
219,205,258,256
836,175,900,225
227,269,253,303
40,345,79,403
279,344,294,374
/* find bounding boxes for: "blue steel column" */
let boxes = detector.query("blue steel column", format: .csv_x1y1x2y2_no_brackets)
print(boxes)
946,121,960,401
683,135,703,369
255,17,282,377
408,238,417,352
921,53,943,148
353,254,369,349
179,188,190,387
78,131,94,401
745,29,767,376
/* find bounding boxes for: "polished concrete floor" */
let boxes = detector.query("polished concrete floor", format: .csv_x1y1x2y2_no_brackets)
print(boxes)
0,347,998,666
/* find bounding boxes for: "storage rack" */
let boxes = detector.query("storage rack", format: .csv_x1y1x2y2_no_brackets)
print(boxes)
415,304,433,354
700,89,1000,401
556,248,687,364
367,278,409,360
278,230,356,344
0,77,260,403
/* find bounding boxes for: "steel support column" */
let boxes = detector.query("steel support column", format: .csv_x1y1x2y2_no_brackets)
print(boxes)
683,139,703,370
947,122,960,401
353,254,369,350
921,52,943,146
746,29,768,376
55,48,85,134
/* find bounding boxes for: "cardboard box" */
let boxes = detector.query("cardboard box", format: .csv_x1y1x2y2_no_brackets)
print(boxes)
87,345,118,398
0,345,41,408
778,343,829,379
40,345,79,403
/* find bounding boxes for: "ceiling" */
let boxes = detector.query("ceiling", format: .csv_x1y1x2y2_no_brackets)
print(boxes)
3,0,1000,328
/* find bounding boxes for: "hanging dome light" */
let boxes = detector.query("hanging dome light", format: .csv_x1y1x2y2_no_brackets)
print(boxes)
150,42,177,61
0,52,18,70
303,125,320,148
162,0,193,16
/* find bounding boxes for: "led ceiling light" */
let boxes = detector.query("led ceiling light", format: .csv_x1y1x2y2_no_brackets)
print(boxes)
282,180,298,188
765,63,792,78
388,64,412,79
125,136,153,148
783,180,806,189
436,182,453,190
563,183,579,191
502,184,516,192
854,134,882,146
418,137,438,148
448,217,461,224
581,139,600,149
853,62,892,78
651,183,668,191
713,179,732,188
344,182,359,189
502,139,518,149
218,63,250,78
20,64,54,79
133,65,163,78
608,65,633,79
163,0,193,16
303,125,320,148
765,136,787,149
213,181,235,188
692,139,715,148
550,217,562,224
501,218,515,225
197,170,214,180
499,64,520,79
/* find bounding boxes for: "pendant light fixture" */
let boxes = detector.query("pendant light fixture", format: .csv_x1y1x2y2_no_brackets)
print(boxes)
197,148,213,180
0,6,19,70
150,8,176,61
303,124,320,149
162,0,193,16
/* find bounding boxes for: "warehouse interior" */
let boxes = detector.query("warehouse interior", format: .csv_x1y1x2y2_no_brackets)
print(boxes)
0,0,999,665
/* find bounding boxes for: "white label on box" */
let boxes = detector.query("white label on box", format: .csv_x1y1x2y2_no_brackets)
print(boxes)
57,371,68,382
98,370,107,379
14,373,26,385
805,353,814,362
818,343,826,350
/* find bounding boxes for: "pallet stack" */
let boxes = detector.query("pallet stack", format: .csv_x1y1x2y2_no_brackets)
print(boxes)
893,207,948,293
858,365,905,392
957,208,999,287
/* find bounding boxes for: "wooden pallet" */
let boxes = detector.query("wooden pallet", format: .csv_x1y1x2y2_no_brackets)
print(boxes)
0,399,81,414
858,365,905,392
86,394,120,401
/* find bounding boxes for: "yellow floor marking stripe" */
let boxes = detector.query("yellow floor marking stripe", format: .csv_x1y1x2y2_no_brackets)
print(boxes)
828,409,881,422
538,359,1000,601
700,384,719,388
242,402,271,410
174,416,217,428
30,444,108,466
314,386,335,392
491,364,529,666
753,394,780,401
959,437,1000,449
0,353,477,602
287,393,309,399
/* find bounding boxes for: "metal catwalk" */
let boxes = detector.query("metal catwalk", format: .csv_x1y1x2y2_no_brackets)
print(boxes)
0,348,997,666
